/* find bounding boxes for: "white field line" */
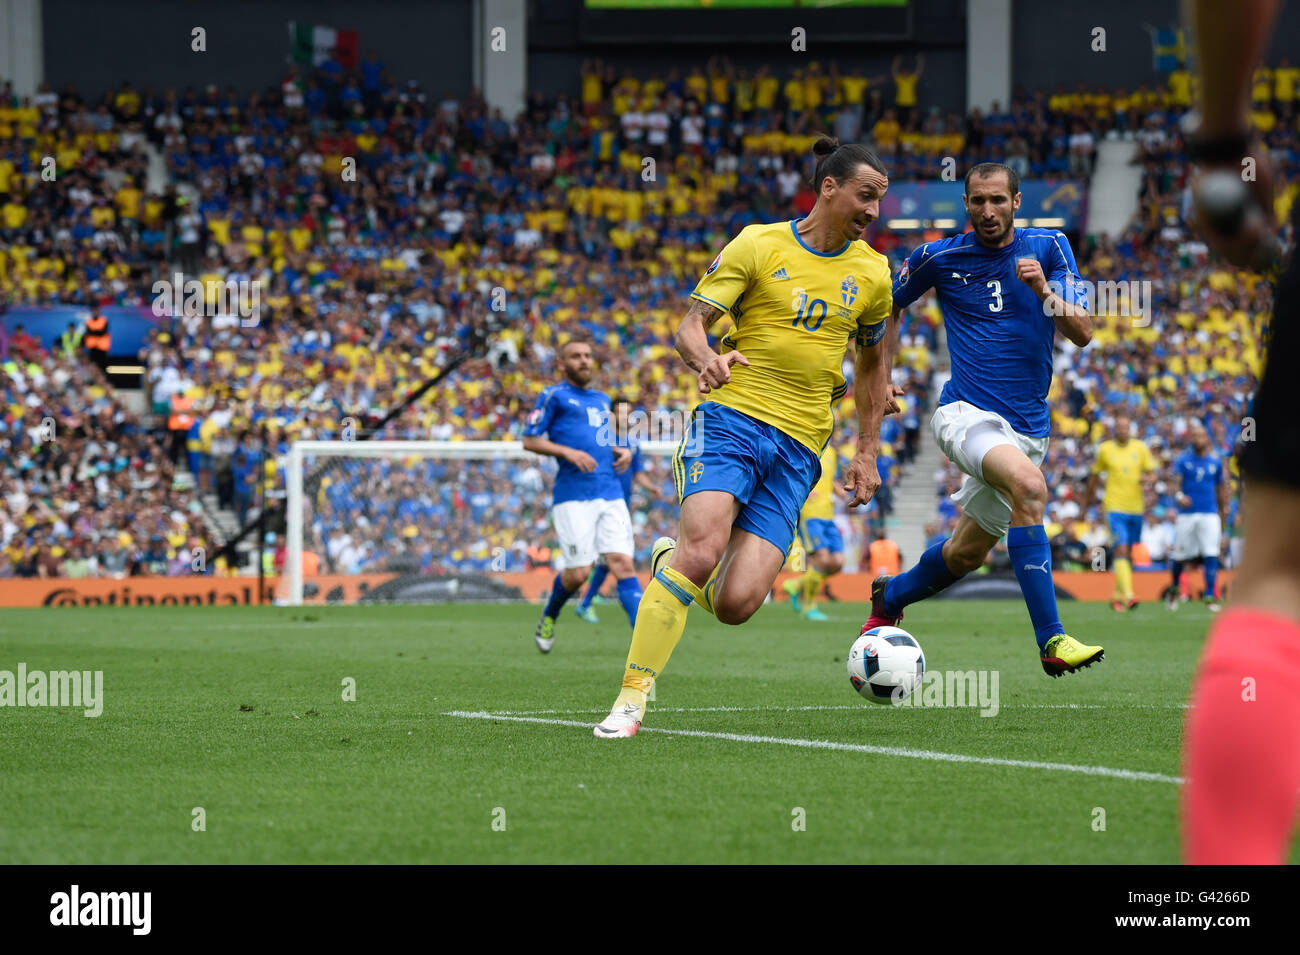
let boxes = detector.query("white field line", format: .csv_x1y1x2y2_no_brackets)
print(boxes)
445,711,1183,784
478,703,1190,715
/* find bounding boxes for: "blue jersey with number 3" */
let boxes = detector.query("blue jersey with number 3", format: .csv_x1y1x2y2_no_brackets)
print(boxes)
523,382,622,505
1174,450,1222,514
892,228,1089,437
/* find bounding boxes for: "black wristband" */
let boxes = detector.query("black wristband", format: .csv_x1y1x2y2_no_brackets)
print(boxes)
1185,132,1251,164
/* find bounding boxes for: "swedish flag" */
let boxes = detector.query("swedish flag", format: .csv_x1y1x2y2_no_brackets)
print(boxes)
1152,27,1185,73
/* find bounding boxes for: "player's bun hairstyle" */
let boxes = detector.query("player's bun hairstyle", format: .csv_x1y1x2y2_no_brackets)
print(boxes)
810,137,887,189
964,161,1020,197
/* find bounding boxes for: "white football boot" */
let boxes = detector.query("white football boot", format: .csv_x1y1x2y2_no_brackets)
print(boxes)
593,699,644,739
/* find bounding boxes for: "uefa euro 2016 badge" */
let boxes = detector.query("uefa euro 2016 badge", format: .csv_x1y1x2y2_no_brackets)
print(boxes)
898,258,910,286
705,252,722,275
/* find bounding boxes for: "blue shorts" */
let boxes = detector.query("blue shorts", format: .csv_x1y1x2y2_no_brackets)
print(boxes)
1108,511,1144,547
673,402,822,555
801,518,843,555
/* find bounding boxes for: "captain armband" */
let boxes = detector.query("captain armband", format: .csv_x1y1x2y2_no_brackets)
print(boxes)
856,320,887,348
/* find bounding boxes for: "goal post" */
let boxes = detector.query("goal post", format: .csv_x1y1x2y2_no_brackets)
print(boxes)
284,439,678,606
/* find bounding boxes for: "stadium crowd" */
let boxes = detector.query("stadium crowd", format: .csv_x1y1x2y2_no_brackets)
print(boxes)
0,49,1296,579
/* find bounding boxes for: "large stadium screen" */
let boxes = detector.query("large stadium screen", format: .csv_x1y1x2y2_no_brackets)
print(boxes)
586,1,904,7
581,0,912,40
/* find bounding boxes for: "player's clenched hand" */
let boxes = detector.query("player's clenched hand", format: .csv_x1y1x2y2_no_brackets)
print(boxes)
566,449,598,473
843,452,881,508
1015,258,1048,298
697,350,749,394
884,383,906,415
612,446,632,473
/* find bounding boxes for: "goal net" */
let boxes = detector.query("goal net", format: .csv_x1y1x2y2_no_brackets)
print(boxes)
283,440,680,605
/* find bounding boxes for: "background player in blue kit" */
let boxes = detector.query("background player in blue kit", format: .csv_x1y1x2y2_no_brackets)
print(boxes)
1164,422,1228,612
522,339,643,652
864,162,1103,677
576,396,659,624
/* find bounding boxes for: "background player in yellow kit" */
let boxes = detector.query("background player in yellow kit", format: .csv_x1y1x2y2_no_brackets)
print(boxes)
783,445,845,621
1084,415,1158,611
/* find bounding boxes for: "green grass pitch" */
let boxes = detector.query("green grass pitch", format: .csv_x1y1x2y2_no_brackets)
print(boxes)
2,599,1291,864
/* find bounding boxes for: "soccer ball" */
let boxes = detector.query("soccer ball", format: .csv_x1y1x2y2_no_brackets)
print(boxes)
847,626,925,705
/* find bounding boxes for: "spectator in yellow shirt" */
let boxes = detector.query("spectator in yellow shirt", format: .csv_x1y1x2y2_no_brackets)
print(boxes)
783,70,806,113
754,65,779,113
580,59,603,116
891,53,924,125
872,109,902,152
1251,66,1272,107
1274,56,1299,106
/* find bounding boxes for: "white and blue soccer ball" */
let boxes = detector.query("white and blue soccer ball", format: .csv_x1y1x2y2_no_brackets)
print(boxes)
847,626,925,705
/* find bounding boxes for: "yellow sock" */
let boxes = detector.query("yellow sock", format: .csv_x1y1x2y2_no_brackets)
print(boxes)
801,568,826,605
694,566,720,618
1114,558,1133,600
619,566,703,704
653,542,719,618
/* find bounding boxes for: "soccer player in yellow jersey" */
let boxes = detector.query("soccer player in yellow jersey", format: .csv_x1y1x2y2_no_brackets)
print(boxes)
1084,416,1158,611
595,138,893,738
783,446,844,621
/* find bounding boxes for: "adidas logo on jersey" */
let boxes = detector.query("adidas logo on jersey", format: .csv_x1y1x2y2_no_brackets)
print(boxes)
770,267,790,280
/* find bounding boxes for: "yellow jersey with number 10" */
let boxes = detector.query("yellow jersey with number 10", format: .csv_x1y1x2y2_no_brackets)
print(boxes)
690,218,892,458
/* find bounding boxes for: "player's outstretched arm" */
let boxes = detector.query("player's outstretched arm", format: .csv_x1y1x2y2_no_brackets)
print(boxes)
844,324,888,508
521,435,597,473
675,298,748,394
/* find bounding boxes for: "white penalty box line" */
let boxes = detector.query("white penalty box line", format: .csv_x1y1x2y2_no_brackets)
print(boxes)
446,711,1182,785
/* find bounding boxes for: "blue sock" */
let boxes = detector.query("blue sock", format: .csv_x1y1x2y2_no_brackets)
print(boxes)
1203,556,1219,598
883,540,960,617
580,563,609,610
1007,525,1063,650
1171,560,1184,588
617,576,644,627
543,574,575,619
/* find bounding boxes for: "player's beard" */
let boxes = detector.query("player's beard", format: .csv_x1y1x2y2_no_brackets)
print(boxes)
566,367,593,388
973,214,1013,247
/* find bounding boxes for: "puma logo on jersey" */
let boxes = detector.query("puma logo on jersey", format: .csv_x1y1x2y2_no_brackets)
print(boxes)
1022,559,1050,574
952,272,971,284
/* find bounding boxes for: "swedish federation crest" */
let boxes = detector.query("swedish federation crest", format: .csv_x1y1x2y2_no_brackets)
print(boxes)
840,275,858,306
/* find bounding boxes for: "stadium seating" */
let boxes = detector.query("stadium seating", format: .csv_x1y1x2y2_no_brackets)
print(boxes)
1,53,1295,578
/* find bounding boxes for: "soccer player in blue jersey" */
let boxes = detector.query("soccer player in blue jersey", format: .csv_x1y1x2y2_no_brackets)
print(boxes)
863,162,1104,677
594,138,894,738
522,340,643,652
575,396,659,624
1164,422,1228,612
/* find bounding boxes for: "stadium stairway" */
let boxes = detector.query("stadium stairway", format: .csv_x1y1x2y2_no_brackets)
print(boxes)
1084,137,1143,240
886,420,946,571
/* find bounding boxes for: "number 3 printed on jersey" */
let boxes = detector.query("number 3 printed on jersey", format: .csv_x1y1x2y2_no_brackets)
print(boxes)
790,287,828,331
987,280,1003,312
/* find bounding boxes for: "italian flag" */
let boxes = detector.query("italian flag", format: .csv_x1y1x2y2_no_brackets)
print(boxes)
289,22,359,70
